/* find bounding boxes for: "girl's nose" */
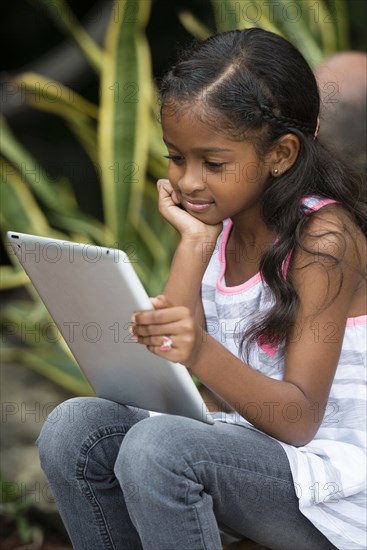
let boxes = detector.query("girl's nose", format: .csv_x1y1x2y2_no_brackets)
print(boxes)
177,167,205,195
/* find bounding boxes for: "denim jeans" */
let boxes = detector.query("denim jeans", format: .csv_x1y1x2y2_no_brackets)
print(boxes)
36,397,336,550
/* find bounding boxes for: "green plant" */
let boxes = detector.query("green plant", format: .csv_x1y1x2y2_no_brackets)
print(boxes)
0,0,349,393
1,0,176,393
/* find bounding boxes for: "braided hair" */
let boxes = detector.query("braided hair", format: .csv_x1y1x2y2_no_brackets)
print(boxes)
259,104,316,136
159,28,366,353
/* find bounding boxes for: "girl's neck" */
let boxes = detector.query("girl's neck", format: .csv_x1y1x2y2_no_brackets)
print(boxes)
225,212,276,287
229,208,276,249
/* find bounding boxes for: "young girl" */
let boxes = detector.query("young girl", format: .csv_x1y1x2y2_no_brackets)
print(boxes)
37,29,366,549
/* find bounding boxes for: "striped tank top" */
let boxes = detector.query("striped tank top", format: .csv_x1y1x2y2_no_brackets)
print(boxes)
201,196,367,549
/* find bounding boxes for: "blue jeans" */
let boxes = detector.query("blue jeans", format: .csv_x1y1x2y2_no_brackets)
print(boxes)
36,397,336,550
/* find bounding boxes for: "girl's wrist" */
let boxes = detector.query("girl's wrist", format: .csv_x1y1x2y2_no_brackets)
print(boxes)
177,237,218,267
186,327,211,375
180,233,219,250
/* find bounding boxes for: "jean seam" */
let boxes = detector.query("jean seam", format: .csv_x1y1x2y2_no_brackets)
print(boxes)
183,459,293,487
180,477,219,550
75,426,131,550
192,502,218,550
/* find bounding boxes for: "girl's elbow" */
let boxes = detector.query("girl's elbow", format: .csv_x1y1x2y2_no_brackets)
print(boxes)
277,420,321,447
287,433,315,447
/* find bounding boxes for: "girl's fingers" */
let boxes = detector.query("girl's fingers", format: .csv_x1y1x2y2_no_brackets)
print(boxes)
150,294,173,309
132,306,189,327
135,335,175,348
130,301,199,365
171,190,181,205
157,179,176,203
157,178,173,194
132,320,185,337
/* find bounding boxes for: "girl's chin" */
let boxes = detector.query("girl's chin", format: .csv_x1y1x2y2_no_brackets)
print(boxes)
185,209,224,226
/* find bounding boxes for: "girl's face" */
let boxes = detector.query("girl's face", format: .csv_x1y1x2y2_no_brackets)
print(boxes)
161,105,273,225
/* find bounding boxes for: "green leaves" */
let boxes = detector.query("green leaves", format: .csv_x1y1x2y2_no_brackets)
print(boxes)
0,0,175,392
98,0,178,291
0,117,109,245
99,0,152,246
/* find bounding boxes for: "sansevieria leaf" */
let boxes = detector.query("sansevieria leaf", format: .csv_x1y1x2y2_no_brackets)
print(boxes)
99,0,152,249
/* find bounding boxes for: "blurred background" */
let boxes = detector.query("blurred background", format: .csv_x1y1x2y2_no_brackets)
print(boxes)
1,1,366,548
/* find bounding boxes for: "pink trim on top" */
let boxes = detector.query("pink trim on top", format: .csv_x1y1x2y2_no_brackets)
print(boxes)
217,219,263,295
217,198,341,295
302,197,339,211
281,253,292,279
282,197,340,279
346,315,367,327
259,316,367,357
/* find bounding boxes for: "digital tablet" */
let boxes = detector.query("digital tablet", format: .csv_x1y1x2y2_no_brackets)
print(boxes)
7,232,214,424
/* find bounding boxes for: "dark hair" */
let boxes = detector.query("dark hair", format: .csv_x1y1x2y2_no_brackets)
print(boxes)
159,28,367,353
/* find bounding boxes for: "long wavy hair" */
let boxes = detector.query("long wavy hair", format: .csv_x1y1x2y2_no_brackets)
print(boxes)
159,28,367,353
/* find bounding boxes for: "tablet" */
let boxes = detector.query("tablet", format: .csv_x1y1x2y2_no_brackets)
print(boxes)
7,232,214,425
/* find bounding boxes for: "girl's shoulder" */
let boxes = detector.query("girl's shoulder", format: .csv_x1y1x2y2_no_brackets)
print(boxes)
299,195,366,263
293,196,367,315
300,195,362,230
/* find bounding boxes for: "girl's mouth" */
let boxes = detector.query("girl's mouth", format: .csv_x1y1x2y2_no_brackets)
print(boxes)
182,199,214,212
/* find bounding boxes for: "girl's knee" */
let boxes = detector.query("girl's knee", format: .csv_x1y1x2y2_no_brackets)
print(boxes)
37,397,95,470
37,397,118,469
37,397,148,474
115,414,200,481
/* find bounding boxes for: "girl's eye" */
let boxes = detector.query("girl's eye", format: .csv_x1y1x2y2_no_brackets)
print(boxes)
163,155,184,164
204,161,225,171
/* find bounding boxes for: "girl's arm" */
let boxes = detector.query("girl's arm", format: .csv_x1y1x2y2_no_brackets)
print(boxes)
156,179,222,316
134,207,366,446
162,240,210,316
193,209,365,445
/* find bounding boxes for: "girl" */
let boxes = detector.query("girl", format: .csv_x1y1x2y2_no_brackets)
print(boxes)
37,29,366,549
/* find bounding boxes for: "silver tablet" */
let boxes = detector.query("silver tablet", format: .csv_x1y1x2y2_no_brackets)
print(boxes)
7,232,214,424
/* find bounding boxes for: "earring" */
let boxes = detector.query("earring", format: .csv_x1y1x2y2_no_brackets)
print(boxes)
273,168,279,175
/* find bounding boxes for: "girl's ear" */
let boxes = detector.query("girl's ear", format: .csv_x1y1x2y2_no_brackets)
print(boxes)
267,134,300,176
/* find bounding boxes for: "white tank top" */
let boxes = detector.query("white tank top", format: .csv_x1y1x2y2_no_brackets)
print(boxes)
202,196,366,549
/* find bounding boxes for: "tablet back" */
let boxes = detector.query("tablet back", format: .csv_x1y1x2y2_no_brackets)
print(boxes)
7,232,214,424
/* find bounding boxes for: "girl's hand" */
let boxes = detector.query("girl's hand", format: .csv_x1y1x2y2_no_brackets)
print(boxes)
157,179,222,243
131,294,203,368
